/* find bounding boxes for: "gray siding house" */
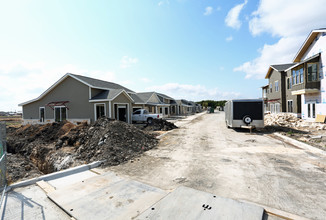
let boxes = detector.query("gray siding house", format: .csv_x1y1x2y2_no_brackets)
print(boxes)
131,92,177,117
264,64,296,113
19,73,135,124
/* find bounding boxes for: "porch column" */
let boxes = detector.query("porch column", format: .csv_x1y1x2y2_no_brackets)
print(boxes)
156,106,158,113
109,101,112,118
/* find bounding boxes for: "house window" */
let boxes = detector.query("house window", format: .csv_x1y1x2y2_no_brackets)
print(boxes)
296,70,300,84
287,100,293,112
292,70,296,85
287,77,292,89
275,81,279,92
299,68,304,83
307,63,318,82
39,107,45,122
270,103,274,113
307,103,316,118
54,106,67,122
275,103,280,113
269,83,272,93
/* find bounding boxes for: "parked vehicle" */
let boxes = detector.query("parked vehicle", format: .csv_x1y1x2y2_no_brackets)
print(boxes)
132,109,161,124
225,99,264,129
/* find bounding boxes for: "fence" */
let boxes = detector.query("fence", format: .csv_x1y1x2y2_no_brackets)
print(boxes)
0,122,7,201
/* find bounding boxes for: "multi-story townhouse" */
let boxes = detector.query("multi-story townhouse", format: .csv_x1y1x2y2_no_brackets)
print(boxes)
264,64,296,113
285,29,326,120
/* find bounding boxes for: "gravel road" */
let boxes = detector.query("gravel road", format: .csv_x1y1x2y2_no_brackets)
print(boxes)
108,112,326,219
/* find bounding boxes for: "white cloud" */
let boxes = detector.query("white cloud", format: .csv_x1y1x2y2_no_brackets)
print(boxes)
120,56,139,69
204,6,213,16
0,61,115,111
216,6,221,11
225,0,248,30
226,36,233,42
141,78,151,83
235,0,326,79
147,83,240,101
158,0,169,7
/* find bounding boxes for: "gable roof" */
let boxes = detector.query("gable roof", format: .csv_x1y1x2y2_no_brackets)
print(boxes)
293,28,326,62
89,89,134,102
19,73,135,106
70,74,134,93
136,92,156,103
265,63,296,79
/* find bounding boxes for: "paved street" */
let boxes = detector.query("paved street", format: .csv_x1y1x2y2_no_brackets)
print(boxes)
108,112,326,219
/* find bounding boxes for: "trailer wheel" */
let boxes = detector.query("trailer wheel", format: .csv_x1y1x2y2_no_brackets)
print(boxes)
243,115,252,124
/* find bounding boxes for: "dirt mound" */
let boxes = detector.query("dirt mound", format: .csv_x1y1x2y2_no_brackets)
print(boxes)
7,153,42,184
143,119,178,131
6,117,158,182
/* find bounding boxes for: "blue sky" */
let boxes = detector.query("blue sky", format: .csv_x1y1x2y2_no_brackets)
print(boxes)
1,0,326,111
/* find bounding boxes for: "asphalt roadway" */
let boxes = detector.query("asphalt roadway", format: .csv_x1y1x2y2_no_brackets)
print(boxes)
108,111,326,219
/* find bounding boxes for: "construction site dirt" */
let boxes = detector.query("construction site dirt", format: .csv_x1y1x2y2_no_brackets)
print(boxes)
5,112,326,219
107,112,326,220
6,117,167,184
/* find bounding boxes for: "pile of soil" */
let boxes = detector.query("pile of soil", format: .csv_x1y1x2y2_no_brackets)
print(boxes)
6,153,42,184
74,117,158,166
6,117,158,183
143,119,178,131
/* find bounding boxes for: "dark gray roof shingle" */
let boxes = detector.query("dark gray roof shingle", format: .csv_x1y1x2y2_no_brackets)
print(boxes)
270,63,296,72
71,74,134,93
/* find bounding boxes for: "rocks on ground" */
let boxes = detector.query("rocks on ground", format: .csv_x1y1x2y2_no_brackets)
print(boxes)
263,113,326,150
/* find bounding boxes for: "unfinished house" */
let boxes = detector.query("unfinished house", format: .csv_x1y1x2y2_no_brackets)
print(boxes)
19,73,135,124
176,99,193,115
131,92,176,117
264,64,296,113
285,29,326,120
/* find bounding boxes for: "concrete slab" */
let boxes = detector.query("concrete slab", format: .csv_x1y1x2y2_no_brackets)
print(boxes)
48,171,167,220
47,169,98,189
1,184,70,220
136,186,265,220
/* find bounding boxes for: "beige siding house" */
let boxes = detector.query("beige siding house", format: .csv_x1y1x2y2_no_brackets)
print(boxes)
19,73,135,124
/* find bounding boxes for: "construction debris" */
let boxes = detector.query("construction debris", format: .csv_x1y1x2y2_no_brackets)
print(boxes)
264,113,326,151
143,119,178,131
6,117,163,182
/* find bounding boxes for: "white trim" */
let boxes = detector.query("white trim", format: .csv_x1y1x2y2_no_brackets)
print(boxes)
89,87,92,99
54,106,68,122
89,90,134,103
110,90,134,102
109,101,112,118
39,107,45,123
89,99,111,102
94,103,106,121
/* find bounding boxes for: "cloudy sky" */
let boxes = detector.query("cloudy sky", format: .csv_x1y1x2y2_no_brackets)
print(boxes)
1,0,326,111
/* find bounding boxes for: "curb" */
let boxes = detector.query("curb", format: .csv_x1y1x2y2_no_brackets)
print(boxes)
272,133,326,156
7,160,103,191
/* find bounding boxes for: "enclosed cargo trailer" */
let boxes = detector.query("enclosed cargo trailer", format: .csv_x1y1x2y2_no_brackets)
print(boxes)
225,99,264,129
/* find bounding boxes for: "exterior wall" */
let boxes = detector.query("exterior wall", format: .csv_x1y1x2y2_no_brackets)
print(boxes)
285,69,300,114
301,32,326,119
148,94,159,103
109,92,132,123
22,76,94,123
266,69,283,112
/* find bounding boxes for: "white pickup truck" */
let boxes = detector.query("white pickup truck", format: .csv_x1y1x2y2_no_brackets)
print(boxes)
132,109,161,124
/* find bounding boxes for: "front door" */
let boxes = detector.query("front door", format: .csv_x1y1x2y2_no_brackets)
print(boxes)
307,102,316,119
118,107,127,122
96,104,105,120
